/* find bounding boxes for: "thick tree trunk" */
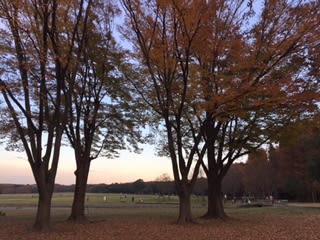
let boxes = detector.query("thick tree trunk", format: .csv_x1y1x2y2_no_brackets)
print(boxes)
68,161,90,222
33,187,53,231
176,187,193,224
204,178,227,219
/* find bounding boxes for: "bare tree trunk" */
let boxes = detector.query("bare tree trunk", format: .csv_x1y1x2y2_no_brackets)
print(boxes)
68,160,90,222
177,193,192,224
204,177,227,219
203,116,228,219
33,180,53,231
176,183,194,224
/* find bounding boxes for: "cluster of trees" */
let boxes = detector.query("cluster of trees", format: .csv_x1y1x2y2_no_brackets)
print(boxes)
0,181,175,195
88,179,176,194
121,0,320,222
0,183,74,194
223,121,320,202
0,184,39,194
0,0,143,229
0,0,319,231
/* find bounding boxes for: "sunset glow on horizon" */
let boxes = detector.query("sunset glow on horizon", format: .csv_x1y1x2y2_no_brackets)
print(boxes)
0,146,173,185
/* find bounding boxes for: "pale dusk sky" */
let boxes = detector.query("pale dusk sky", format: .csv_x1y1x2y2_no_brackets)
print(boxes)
0,145,173,185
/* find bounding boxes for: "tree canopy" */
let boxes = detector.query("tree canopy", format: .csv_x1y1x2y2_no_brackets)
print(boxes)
121,0,320,221
0,0,319,230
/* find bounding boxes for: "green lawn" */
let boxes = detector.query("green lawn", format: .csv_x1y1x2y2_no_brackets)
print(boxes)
0,193,204,222
1,193,320,223
0,193,196,222
288,202,320,208
0,193,208,207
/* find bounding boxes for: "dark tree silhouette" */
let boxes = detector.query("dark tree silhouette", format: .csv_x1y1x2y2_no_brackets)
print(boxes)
0,0,93,230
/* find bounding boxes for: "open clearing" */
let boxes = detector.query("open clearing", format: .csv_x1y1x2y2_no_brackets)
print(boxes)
0,194,320,239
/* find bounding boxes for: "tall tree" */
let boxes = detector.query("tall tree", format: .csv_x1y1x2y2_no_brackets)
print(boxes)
270,120,320,201
122,0,320,220
193,0,320,219
0,0,93,230
121,0,207,224
222,163,245,198
65,0,143,222
243,149,273,198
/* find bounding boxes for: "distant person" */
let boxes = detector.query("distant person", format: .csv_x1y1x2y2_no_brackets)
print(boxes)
270,195,274,204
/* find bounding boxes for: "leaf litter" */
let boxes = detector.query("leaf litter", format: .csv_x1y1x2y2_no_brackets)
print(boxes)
0,213,319,240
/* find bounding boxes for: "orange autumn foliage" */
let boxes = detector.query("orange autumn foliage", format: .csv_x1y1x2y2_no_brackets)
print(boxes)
121,0,320,221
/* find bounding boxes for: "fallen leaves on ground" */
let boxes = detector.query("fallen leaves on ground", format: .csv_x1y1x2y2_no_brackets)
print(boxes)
0,214,319,240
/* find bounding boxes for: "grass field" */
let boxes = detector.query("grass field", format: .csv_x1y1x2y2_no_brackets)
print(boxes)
0,193,320,239
0,192,208,208
0,193,205,222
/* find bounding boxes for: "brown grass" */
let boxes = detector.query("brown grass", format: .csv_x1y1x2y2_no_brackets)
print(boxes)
0,207,319,239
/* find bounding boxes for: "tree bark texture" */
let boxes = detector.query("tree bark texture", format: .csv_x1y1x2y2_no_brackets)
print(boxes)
176,183,193,224
68,160,91,222
204,177,227,219
33,180,54,231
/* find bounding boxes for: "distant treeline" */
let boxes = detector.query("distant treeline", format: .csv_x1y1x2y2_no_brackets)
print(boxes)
0,179,207,196
2,160,320,202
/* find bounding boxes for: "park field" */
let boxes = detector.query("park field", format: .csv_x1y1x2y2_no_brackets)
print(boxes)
0,193,320,239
